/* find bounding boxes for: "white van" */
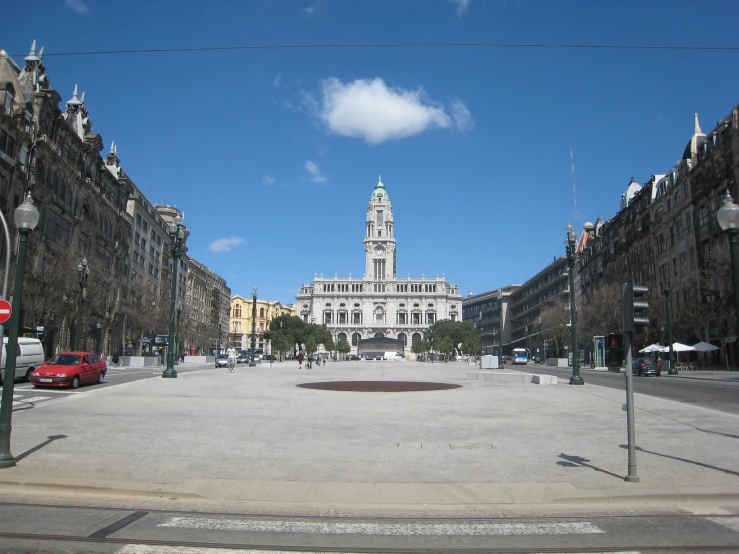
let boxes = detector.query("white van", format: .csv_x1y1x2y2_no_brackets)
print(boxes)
1,337,45,382
383,352,404,361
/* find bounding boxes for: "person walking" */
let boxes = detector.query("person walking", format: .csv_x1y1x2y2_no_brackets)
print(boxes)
297,351,304,369
226,347,237,373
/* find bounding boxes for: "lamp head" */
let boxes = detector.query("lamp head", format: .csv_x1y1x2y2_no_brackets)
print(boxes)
717,190,739,231
15,192,40,231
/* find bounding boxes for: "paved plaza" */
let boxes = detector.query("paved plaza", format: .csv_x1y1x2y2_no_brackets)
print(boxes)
1,360,738,514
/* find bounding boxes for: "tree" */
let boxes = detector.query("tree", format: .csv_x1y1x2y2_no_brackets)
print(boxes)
461,333,480,357
539,297,571,357
337,338,351,359
323,336,335,355
579,282,622,341
438,336,454,362
426,319,477,356
305,337,317,356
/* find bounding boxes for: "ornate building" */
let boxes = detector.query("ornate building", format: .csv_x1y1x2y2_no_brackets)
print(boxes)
185,257,230,355
295,177,463,355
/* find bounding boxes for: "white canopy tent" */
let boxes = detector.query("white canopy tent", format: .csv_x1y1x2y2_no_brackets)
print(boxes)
691,341,719,352
670,342,695,352
639,343,666,353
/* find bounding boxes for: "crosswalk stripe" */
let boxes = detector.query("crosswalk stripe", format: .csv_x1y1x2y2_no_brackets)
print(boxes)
706,516,739,533
159,517,604,536
118,547,639,554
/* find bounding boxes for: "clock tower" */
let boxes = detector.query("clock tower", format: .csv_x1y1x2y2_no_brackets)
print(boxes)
364,176,396,280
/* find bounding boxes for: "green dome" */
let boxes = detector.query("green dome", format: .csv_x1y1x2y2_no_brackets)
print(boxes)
371,175,388,200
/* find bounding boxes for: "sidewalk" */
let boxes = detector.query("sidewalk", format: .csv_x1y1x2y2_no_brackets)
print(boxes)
1,361,738,514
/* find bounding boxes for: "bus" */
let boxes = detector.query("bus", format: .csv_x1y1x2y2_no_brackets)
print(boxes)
512,348,530,365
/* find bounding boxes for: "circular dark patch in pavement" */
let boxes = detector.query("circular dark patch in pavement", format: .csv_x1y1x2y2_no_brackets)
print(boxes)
296,381,462,392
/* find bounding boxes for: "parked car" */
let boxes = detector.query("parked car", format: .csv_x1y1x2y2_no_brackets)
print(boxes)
1,337,45,383
632,357,661,377
215,354,230,368
347,354,360,361
262,354,276,361
29,352,107,389
236,354,250,364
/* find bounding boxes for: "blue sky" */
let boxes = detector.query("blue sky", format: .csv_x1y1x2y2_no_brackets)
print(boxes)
5,0,739,305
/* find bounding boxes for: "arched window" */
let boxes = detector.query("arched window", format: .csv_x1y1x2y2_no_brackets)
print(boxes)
338,332,347,343
259,307,265,318
352,332,361,346
398,333,407,347
374,333,384,338
412,333,422,346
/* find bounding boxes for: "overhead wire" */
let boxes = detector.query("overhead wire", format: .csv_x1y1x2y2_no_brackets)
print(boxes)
11,41,739,58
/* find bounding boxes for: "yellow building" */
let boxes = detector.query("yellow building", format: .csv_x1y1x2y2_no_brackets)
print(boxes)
230,295,295,352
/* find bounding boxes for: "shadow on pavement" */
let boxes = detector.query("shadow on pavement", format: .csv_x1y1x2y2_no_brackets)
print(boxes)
15,434,67,462
619,444,739,477
557,453,624,480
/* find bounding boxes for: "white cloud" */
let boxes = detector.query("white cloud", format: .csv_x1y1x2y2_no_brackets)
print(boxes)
305,161,327,183
304,0,326,15
209,236,245,253
274,74,281,87
447,0,470,14
307,77,473,144
64,0,90,14
450,100,475,132
262,174,276,185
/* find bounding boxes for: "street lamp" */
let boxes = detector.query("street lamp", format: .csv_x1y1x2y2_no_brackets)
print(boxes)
163,213,185,378
565,222,584,385
497,288,503,368
0,192,40,468
74,258,89,351
249,287,257,367
660,272,677,374
717,190,739,367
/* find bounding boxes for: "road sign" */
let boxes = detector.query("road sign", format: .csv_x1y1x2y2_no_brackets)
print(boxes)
0,299,11,324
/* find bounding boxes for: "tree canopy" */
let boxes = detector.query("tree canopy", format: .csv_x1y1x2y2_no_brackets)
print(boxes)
425,319,478,356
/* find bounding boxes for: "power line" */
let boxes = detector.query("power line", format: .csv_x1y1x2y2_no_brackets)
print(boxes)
10,41,739,58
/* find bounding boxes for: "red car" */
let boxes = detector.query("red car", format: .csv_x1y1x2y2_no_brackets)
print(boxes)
30,352,107,389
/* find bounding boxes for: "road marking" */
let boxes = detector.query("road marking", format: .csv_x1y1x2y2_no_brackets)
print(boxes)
707,516,739,533
159,517,604,536
118,548,637,554
681,505,732,515
0,394,52,407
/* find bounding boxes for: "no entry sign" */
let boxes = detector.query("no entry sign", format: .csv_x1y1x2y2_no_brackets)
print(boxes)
0,299,11,324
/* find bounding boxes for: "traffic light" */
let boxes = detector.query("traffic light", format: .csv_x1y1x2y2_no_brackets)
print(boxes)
606,333,624,368
622,281,649,333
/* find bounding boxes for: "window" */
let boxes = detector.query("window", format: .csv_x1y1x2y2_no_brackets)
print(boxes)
377,230,382,237
674,190,681,206
686,211,693,229
426,313,435,325
352,312,362,324
679,251,687,266
690,245,696,267
658,233,666,253
699,206,709,226
324,312,333,324
338,312,347,324
397,313,407,324
412,313,421,325
377,210,383,227
259,308,265,318
676,219,684,241
684,181,689,197
352,333,361,346
375,310,385,324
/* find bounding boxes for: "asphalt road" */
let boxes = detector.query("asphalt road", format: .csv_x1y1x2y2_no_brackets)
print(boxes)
5,361,220,413
510,363,739,415
0,501,737,553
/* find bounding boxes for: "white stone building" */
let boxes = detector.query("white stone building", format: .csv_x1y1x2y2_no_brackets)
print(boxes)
295,177,463,354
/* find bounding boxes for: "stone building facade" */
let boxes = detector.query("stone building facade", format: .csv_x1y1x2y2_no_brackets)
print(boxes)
185,257,230,355
295,177,463,355
0,42,132,356
577,111,739,359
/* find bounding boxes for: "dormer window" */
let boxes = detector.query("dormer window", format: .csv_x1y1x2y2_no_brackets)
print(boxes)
3,89,13,114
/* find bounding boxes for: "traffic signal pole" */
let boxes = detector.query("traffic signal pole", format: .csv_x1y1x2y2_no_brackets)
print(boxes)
622,278,647,483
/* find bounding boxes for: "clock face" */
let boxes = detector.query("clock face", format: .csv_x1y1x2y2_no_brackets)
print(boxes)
374,246,386,256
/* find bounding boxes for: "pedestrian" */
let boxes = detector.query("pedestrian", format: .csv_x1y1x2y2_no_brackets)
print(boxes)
297,351,304,369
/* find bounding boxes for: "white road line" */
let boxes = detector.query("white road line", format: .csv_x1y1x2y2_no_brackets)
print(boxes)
13,396,51,404
159,517,604,536
117,547,637,554
707,516,739,533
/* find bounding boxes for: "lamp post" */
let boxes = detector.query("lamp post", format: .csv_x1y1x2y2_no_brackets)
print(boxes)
717,189,739,369
497,288,504,367
0,193,40,468
249,287,257,367
565,222,584,385
162,213,185,378
74,258,89,351
660,272,677,375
